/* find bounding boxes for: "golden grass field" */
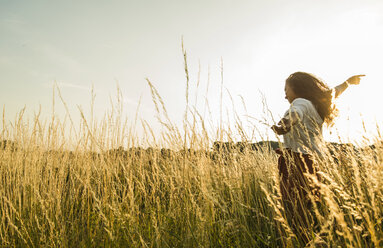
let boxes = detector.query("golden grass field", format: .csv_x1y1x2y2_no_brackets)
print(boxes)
1,56,383,247
1,92,383,248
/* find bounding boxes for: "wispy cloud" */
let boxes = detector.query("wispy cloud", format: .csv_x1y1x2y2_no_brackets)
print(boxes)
2,14,85,74
123,96,153,114
1,13,25,30
57,82,92,91
39,44,83,73
43,81,93,92
2,17,24,26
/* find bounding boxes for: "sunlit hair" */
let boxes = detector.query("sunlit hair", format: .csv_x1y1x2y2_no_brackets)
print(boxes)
286,72,338,126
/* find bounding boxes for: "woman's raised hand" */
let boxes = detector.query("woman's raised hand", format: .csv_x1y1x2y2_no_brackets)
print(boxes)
346,75,365,85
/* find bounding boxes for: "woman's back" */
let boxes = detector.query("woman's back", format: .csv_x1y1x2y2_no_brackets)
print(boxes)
283,98,325,156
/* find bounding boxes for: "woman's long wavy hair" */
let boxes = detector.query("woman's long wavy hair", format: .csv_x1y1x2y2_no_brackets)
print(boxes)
286,72,338,126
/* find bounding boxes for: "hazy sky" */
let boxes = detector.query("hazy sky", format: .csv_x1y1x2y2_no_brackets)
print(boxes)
1,0,383,145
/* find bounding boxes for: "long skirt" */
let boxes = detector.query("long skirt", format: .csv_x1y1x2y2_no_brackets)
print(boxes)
276,149,321,241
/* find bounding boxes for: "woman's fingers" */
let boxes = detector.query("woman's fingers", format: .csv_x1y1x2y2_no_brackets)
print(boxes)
271,125,289,135
347,74,365,85
271,125,278,133
271,125,282,135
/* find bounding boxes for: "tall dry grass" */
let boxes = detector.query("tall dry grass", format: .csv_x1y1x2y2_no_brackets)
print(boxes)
2,106,383,248
1,49,383,247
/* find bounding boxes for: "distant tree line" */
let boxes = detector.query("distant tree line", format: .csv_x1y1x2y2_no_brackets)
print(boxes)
1,139,380,165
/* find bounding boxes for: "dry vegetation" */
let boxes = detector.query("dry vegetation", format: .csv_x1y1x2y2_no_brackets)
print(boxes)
1,51,383,247
2,90,383,248
1,112,383,248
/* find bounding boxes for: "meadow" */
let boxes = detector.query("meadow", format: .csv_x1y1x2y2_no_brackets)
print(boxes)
1,57,383,247
1,98,383,248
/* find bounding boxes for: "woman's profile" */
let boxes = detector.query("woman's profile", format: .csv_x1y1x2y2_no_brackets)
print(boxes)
271,72,365,244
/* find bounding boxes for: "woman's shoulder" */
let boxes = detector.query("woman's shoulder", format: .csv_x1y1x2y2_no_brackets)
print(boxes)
292,98,311,104
291,98,317,113
292,98,323,122
291,98,314,108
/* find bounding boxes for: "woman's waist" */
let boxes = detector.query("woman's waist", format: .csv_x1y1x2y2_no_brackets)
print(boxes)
276,144,324,160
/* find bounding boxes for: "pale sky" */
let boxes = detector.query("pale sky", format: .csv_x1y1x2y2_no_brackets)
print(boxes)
1,0,383,146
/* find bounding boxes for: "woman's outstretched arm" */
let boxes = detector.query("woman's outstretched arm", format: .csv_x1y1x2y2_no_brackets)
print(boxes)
334,74,365,98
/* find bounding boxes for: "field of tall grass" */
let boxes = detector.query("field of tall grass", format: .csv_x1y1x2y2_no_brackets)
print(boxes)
2,107,383,248
1,52,383,247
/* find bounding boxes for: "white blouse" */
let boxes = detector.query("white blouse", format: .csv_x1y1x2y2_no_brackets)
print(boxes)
283,98,326,156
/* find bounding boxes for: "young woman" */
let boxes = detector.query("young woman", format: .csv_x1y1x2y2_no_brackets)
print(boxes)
271,72,364,242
